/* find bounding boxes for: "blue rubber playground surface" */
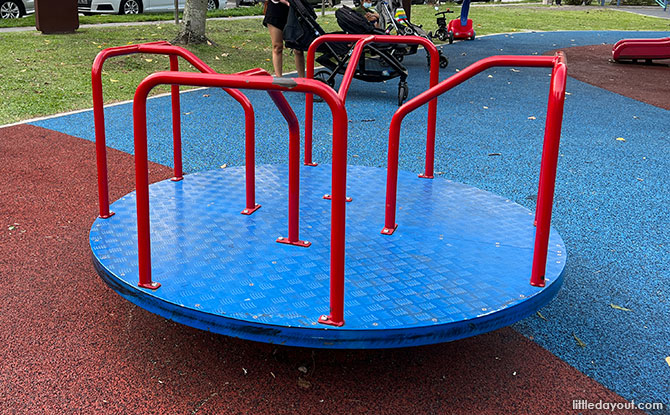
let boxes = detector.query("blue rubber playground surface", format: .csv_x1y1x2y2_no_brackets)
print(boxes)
33,31,670,409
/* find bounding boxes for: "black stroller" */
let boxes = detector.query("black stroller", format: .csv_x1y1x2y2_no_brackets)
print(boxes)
284,0,410,105
372,0,450,68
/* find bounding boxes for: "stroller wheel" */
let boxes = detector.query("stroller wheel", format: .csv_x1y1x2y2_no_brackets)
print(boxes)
439,54,449,69
314,69,335,88
398,81,409,106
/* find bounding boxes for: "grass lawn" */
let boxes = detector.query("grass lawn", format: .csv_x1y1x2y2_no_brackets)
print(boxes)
1,4,669,125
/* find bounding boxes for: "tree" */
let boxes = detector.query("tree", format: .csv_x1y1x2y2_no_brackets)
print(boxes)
174,0,209,44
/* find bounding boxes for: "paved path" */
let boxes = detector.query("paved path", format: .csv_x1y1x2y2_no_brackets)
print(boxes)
616,5,670,19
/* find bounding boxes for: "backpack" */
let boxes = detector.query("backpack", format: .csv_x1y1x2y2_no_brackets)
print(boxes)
283,0,319,51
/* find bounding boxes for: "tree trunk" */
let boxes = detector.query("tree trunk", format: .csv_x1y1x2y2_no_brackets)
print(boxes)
174,0,208,44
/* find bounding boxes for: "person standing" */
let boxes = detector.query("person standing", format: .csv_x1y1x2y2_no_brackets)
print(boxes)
263,0,306,77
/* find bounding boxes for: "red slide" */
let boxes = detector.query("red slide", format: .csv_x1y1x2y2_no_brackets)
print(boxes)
612,37,670,63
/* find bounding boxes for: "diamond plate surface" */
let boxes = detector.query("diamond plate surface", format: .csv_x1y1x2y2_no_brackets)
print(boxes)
90,165,566,348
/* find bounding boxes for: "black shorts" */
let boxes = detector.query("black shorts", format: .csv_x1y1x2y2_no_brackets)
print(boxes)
262,1,290,31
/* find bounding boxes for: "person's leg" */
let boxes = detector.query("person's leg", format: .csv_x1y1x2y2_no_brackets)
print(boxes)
294,50,305,78
268,24,284,77
401,0,411,20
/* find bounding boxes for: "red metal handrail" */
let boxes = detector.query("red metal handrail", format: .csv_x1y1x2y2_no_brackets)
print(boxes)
168,55,183,181
383,53,568,287
243,68,311,248
304,34,441,178
91,42,259,219
132,71,350,327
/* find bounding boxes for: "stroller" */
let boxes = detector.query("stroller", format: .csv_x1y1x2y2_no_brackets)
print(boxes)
285,0,411,105
374,0,449,68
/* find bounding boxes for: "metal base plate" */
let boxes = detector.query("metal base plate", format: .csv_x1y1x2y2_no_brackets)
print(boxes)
90,165,566,349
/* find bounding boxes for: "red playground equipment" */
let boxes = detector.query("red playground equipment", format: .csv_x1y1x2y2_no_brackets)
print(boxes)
612,37,670,63
89,39,569,348
447,0,475,40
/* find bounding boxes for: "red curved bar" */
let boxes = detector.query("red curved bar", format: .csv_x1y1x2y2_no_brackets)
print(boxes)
266,79,311,248
531,54,567,287
383,53,567,287
304,34,441,178
91,42,258,218
168,55,183,182
335,35,376,102
133,71,349,326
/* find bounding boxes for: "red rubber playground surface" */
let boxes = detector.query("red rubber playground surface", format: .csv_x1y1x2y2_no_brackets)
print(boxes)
1,40,667,413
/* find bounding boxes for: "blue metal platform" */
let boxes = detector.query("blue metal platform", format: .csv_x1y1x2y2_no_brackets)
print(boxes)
90,164,566,349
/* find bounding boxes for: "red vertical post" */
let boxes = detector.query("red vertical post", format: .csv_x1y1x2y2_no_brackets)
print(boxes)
319,94,348,327
304,40,320,167
286,117,303,243
304,92,317,166
534,157,544,228
530,54,567,287
169,55,183,182
324,117,348,326
419,45,440,179
241,102,260,215
382,116,402,235
133,82,160,290
269,87,311,248
213,68,262,215
91,57,113,219
305,38,321,167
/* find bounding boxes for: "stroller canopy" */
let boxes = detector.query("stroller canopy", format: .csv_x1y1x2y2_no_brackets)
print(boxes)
335,6,377,35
